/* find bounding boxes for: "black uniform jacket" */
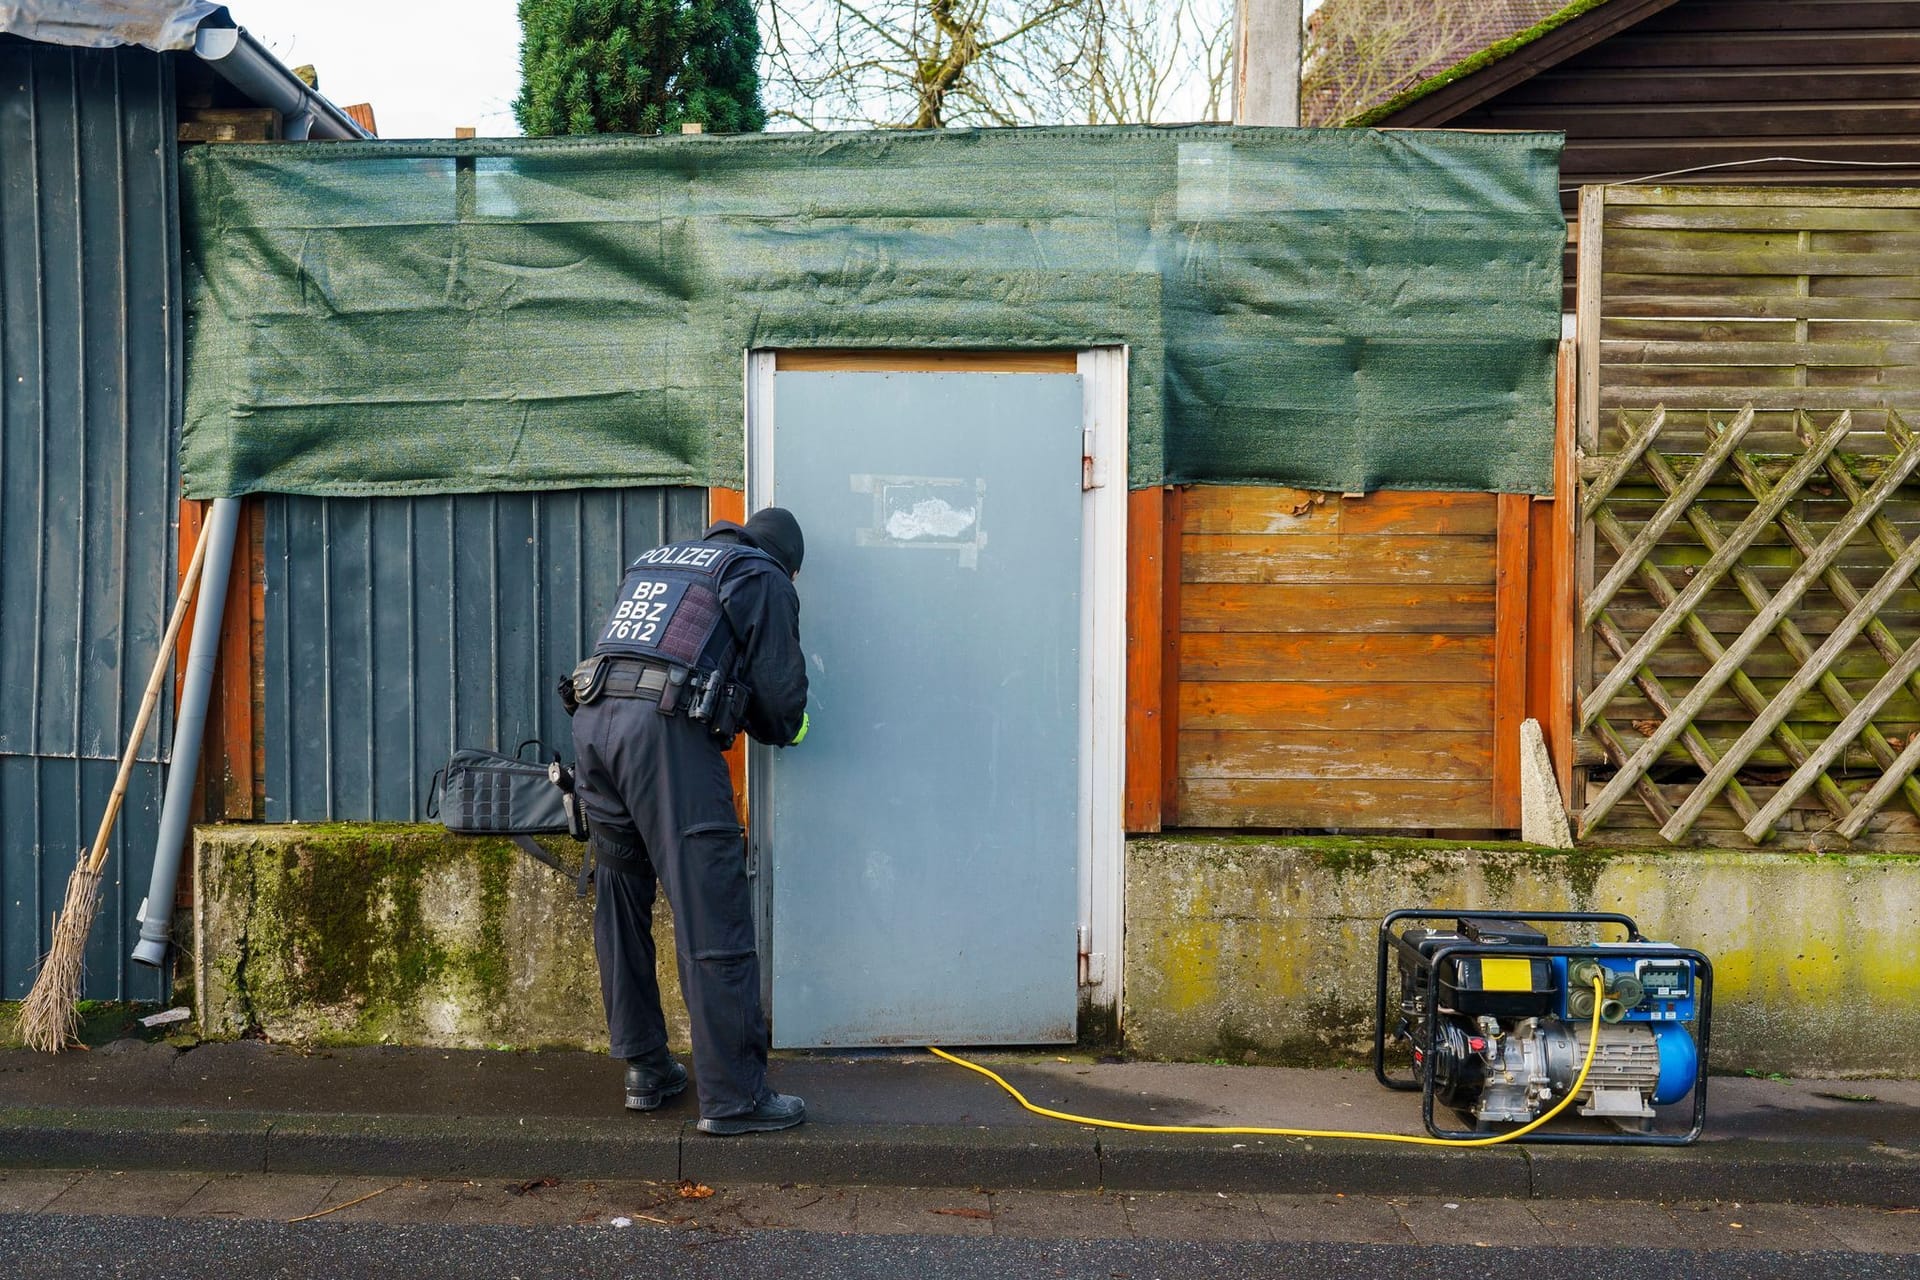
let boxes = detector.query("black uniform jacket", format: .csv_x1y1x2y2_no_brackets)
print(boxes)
703,522,809,747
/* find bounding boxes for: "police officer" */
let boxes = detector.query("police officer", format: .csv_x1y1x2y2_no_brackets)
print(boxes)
567,507,810,1135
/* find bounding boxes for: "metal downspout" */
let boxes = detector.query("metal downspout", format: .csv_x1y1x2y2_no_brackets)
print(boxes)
132,497,243,969
191,24,367,140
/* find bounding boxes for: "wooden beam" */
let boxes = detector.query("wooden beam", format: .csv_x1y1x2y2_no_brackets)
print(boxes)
711,487,748,824
1572,191,1604,818
1182,680,1493,733
1232,0,1301,125
1579,406,1665,525
772,350,1078,374
174,501,204,712
173,499,208,846
1161,486,1185,825
709,486,745,527
1125,487,1167,832
1179,777,1494,829
175,497,261,826
1576,185,1605,453
248,501,267,817
216,499,260,820
1549,341,1577,804
1493,493,1531,829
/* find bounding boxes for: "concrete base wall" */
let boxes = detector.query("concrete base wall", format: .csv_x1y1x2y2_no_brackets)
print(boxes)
1125,837,1920,1077
192,825,689,1052
191,827,1920,1076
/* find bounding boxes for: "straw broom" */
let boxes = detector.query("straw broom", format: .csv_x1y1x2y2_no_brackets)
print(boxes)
19,528,216,1052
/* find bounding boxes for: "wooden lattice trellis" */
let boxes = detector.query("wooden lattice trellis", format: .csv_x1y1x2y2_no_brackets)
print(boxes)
1578,404,1920,845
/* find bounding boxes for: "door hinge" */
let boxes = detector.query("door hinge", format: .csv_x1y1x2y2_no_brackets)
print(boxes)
1082,427,1102,491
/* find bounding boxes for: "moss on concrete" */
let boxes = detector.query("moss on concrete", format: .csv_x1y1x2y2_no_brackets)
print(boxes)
0,1001,169,1049
261,828,448,1008
193,823,1920,1075
192,823,669,1052
1125,836,1920,1077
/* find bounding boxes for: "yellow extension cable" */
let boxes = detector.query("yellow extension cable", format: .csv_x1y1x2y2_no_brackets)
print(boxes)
929,976,1607,1148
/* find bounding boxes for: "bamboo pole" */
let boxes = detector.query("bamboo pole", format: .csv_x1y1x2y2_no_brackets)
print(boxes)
18,527,216,1052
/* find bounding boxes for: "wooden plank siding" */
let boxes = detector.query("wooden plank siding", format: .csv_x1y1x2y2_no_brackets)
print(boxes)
1382,0,1920,306
1124,488,1166,831
1431,0,1920,191
1173,487,1503,830
710,487,750,826
1589,186,1920,456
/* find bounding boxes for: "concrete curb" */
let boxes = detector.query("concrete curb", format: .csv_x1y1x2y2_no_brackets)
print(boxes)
2,1105,1913,1206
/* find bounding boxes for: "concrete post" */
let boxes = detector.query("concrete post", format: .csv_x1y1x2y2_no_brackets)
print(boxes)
1233,0,1303,125
1520,718,1575,848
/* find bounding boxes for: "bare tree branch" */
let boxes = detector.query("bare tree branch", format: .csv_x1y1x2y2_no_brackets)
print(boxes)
759,0,1231,129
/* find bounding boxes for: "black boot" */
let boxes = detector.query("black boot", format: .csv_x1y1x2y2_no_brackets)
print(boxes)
623,1048,689,1112
695,1090,806,1135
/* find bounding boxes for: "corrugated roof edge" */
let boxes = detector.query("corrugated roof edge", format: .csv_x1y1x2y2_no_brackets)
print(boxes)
1343,0,1617,127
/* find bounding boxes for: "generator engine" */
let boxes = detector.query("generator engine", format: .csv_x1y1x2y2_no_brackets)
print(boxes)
1372,911,1711,1145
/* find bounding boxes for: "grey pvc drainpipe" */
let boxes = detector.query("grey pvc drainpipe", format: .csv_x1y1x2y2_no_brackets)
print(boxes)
133,497,243,969
192,24,371,141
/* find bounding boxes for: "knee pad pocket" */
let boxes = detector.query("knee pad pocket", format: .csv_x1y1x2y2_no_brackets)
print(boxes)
675,825,754,959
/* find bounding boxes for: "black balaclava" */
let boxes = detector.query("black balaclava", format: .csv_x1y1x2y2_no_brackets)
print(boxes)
743,507,805,576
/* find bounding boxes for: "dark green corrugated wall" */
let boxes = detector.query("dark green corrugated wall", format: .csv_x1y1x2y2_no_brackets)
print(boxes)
0,37,178,1000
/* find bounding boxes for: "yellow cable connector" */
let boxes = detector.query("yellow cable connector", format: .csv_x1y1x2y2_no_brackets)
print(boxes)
929,976,1605,1148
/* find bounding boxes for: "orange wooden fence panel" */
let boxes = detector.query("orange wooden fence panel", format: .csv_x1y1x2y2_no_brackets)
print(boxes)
1173,486,1502,831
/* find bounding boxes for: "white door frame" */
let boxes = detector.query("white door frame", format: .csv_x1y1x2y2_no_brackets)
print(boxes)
741,347,1129,1032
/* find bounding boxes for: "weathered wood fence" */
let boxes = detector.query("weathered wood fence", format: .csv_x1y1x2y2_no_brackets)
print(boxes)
1575,186,1920,849
1175,486,1502,829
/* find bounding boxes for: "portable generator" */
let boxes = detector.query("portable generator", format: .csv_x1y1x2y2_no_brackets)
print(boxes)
1371,910,1712,1145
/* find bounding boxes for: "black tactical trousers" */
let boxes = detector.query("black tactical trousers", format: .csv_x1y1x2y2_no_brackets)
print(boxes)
570,697,768,1119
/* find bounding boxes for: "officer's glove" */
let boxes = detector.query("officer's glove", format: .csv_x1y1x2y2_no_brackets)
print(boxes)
790,711,809,746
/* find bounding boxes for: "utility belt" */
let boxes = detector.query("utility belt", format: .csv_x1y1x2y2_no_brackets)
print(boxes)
562,655,751,746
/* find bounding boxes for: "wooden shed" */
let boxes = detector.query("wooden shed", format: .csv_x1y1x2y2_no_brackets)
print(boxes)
1333,0,1920,192
1317,0,1920,305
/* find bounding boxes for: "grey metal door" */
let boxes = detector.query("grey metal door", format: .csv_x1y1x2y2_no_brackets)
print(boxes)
762,371,1083,1046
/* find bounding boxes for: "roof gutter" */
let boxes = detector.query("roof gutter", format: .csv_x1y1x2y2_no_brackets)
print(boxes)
193,22,370,140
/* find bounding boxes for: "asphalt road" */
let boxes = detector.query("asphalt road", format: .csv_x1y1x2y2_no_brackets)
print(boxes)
1,1214,1913,1280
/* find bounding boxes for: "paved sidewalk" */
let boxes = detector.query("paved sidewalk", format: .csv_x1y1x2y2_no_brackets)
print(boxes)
1,1042,1914,1205
4,1169,1919,1253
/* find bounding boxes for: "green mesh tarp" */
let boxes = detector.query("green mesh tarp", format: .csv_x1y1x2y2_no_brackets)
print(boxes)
179,126,1564,497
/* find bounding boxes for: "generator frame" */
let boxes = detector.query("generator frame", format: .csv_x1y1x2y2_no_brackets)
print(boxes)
1371,909,1713,1146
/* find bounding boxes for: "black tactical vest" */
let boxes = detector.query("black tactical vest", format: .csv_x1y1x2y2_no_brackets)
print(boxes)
593,539,778,679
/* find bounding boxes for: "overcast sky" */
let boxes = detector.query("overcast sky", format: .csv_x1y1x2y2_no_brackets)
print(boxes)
226,0,1325,140
230,0,526,139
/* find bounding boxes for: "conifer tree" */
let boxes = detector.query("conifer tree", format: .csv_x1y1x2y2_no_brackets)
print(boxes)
515,0,765,136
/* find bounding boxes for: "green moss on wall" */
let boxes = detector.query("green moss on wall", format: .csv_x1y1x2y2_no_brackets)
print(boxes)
196,823,626,1051
0,1001,165,1049
254,829,446,1008
1125,835,1920,1075
211,826,529,1042
467,842,515,1020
